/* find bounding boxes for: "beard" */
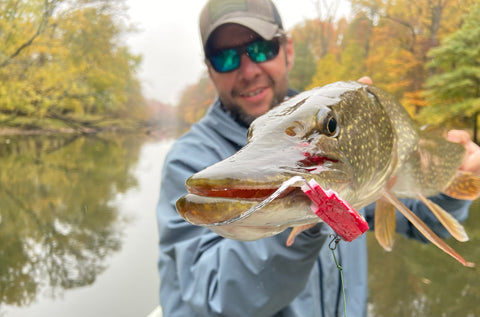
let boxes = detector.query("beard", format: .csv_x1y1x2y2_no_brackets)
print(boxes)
221,81,288,127
223,96,280,127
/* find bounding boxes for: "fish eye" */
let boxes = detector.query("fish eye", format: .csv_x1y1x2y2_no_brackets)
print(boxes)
325,115,337,136
317,110,339,137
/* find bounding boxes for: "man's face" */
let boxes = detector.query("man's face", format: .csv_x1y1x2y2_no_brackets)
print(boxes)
207,24,294,125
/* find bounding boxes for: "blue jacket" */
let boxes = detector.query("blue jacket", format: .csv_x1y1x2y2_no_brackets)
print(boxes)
157,98,470,317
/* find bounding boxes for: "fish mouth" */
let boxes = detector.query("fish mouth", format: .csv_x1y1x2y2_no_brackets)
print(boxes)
177,167,351,227
178,180,303,225
176,182,319,240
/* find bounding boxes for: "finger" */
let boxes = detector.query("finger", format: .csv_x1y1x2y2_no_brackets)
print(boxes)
450,131,479,156
447,130,471,146
357,76,373,85
460,151,480,175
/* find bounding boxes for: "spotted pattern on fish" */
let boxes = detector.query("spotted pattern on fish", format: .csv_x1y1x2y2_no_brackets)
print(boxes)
177,81,470,242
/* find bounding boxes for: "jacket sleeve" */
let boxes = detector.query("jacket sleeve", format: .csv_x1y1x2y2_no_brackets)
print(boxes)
364,194,471,242
157,141,328,317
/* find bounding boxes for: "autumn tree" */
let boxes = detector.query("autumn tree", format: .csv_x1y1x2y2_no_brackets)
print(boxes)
420,2,480,126
175,73,216,131
289,1,347,91
289,39,316,91
350,0,476,114
0,0,145,128
307,13,374,88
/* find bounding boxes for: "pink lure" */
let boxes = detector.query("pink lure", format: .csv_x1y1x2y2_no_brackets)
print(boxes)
301,179,369,241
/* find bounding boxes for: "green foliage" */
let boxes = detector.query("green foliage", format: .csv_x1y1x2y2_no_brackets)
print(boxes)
289,40,316,91
421,2,480,125
0,0,146,128
306,0,477,119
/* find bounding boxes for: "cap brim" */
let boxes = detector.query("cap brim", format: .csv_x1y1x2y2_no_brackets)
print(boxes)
205,17,280,47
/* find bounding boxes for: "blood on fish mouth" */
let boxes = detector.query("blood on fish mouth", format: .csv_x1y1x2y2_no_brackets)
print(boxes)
299,153,339,167
187,186,297,200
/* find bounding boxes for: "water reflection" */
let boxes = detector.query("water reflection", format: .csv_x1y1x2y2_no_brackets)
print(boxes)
0,133,145,307
367,200,480,317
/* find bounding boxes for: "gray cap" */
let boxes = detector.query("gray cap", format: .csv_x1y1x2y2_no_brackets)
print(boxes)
199,0,284,51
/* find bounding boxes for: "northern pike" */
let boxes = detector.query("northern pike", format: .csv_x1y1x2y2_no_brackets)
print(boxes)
176,81,480,265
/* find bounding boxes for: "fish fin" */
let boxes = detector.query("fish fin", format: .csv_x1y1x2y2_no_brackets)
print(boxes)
417,193,469,242
381,191,470,266
286,224,316,247
374,198,396,251
443,171,480,200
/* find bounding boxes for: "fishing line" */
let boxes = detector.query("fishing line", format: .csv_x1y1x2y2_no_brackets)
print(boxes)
329,234,347,317
207,176,311,226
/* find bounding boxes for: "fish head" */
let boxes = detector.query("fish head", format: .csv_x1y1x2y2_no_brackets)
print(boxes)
176,81,396,240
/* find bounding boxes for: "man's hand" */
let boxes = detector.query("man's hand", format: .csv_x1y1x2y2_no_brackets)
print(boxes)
447,130,480,176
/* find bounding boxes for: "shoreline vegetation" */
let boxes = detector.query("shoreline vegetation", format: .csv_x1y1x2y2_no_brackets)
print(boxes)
2,1,479,139
0,116,175,137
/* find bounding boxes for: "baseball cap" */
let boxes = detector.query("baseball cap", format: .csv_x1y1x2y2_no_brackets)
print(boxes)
199,0,284,51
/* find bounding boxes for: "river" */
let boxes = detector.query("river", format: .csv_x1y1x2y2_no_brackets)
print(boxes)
0,133,478,316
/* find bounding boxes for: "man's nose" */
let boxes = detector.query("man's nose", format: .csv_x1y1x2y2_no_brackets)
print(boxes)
238,54,261,79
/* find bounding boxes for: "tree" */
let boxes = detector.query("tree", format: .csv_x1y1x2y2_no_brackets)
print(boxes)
0,0,146,128
175,73,216,130
350,0,475,114
420,2,480,126
289,40,316,91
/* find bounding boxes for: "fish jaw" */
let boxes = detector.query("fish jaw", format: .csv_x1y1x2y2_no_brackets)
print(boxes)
176,188,321,240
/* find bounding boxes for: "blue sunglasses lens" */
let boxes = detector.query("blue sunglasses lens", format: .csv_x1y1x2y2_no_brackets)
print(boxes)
247,40,279,63
210,48,240,73
208,39,280,73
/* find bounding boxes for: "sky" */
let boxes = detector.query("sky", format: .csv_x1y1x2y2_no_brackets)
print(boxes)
125,0,351,105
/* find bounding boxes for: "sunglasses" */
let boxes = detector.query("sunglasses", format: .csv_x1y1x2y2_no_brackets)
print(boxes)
207,36,282,73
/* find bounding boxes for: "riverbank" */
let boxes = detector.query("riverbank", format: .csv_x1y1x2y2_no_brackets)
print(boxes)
0,116,179,137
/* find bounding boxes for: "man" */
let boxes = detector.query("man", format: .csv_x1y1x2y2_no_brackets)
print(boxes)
157,0,479,316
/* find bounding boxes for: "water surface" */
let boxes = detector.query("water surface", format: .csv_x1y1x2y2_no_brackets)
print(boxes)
0,133,172,316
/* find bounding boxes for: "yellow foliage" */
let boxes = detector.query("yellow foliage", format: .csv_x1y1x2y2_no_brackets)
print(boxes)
308,53,343,89
303,0,479,125
0,0,145,123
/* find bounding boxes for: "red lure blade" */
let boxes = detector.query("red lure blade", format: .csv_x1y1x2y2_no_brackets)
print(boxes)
301,179,369,241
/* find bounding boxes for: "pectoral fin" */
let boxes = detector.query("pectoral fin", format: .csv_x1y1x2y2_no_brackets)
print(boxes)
286,223,317,246
443,171,480,200
382,191,473,267
374,198,396,251
417,193,469,242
